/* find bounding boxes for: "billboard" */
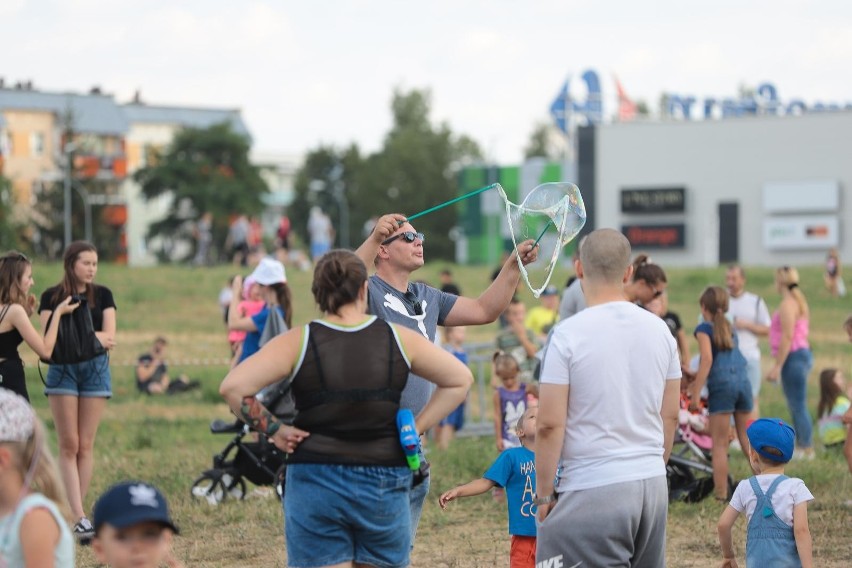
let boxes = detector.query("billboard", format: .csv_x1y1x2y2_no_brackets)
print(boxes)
763,216,839,250
622,223,686,249
621,188,685,214
763,180,838,214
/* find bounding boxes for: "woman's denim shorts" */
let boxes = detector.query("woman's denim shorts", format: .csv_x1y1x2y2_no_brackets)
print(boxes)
706,365,753,415
284,463,412,568
43,353,112,398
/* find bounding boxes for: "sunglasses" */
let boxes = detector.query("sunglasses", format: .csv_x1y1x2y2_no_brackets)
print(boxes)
404,290,424,315
382,231,425,246
648,282,664,298
1,252,28,262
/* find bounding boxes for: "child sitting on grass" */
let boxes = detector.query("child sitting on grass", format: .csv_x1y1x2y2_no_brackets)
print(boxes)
91,481,184,568
816,368,850,448
717,418,813,568
439,407,538,568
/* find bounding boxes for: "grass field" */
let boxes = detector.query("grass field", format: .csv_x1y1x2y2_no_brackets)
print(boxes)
22,259,852,567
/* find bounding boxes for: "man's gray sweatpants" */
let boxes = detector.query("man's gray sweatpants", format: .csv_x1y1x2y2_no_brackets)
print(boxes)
536,476,668,568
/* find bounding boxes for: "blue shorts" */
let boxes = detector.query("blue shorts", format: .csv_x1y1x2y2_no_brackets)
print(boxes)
43,354,112,398
310,242,330,260
438,401,465,430
284,463,412,568
706,365,752,415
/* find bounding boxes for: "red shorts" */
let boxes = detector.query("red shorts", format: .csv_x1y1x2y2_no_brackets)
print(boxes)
510,535,537,568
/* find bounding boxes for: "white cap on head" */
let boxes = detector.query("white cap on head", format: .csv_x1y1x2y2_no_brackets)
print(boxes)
249,258,287,285
0,390,35,443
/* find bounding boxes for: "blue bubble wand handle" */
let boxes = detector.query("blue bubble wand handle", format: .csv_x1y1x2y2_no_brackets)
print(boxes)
402,183,498,224
396,409,421,471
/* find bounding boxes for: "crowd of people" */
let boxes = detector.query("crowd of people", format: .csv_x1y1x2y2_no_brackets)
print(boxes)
0,212,850,567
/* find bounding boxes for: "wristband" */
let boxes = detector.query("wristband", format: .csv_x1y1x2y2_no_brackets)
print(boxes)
532,492,557,506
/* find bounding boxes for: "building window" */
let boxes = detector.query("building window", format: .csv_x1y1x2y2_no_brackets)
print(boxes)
30,132,45,156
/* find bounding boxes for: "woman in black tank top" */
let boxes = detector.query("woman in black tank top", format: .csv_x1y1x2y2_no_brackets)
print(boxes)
221,250,472,566
0,251,78,400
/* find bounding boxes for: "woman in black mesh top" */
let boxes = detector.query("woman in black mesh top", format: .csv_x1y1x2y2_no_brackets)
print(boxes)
221,249,471,568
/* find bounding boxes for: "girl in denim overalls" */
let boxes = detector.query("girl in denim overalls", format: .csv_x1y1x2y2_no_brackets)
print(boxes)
689,286,755,500
718,418,813,568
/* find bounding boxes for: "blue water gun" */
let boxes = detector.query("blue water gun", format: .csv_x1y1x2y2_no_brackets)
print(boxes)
396,409,421,471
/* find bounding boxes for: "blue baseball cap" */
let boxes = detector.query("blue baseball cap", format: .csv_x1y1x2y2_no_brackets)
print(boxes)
747,418,795,463
92,481,179,534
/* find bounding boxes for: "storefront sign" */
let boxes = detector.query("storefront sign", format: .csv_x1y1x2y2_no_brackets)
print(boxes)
763,180,839,214
622,223,685,249
621,188,685,213
763,216,839,250
666,82,852,120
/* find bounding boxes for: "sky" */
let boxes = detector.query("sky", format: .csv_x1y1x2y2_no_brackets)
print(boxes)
3,0,851,163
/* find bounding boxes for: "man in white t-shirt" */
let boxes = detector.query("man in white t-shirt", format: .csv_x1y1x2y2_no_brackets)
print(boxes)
726,265,771,413
535,228,681,568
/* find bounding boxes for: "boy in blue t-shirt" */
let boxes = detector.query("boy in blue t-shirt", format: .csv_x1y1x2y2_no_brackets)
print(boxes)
439,407,538,568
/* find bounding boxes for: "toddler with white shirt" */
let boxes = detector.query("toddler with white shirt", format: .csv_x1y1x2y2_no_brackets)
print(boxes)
717,418,813,568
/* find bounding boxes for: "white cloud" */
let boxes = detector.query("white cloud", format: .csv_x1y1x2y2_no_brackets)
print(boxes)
0,0,26,17
4,2,852,162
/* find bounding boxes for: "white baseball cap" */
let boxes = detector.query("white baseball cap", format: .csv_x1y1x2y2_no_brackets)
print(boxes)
249,258,287,285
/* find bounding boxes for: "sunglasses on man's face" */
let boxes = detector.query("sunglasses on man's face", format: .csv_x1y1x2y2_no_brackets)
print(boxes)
381,231,425,246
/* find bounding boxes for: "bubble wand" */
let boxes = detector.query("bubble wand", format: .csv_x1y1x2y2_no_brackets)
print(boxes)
401,183,499,223
532,219,554,248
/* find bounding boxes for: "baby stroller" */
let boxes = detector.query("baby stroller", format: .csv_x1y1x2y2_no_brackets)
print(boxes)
191,379,294,504
666,393,734,503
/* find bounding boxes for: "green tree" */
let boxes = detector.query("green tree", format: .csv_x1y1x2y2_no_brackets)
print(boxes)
292,89,483,260
0,174,24,251
289,144,363,251
134,122,268,260
30,178,125,260
523,122,562,160
358,88,483,260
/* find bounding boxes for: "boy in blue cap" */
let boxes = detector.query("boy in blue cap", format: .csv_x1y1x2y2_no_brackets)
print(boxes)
717,418,813,568
91,481,183,568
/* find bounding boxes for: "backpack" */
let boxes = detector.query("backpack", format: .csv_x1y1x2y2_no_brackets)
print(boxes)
258,305,287,348
47,296,106,364
256,306,295,423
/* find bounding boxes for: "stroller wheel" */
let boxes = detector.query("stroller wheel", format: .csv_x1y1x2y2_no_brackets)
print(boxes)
191,472,228,504
275,463,287,501
223,474,247,500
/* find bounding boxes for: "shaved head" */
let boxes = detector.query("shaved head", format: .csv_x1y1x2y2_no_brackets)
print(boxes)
579,229,632,283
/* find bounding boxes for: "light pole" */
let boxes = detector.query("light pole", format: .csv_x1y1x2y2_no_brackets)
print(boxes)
63,142,74,248
328,164,349,249
309,164,350,249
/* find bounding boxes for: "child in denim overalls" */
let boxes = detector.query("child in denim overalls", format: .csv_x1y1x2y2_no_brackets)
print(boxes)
689,286,754,500
717,418,814,568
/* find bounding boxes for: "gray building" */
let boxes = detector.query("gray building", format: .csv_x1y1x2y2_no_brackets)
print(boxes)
581,111,852,267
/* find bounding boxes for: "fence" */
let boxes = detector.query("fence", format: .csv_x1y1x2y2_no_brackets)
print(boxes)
456,341,498,438
108,341,500,438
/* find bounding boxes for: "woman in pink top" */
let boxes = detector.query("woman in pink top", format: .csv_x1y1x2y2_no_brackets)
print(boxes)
767,266,814,459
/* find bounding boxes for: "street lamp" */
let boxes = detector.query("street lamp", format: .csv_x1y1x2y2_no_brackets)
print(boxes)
309,164,350,249
63,141,75,248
